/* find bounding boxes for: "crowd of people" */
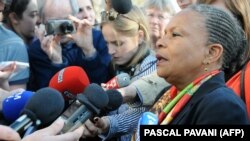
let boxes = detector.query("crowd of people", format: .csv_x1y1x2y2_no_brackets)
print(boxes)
0,0,249,141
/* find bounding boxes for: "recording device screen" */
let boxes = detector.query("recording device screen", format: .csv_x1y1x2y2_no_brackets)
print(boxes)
45,19,76,35
60,100,91,133
61,100,81,120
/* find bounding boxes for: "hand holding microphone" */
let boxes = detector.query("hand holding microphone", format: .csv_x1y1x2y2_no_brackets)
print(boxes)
60,83,109,133
78,89,124,138
9,87,65,136
21,118,84,141
0,125,21,141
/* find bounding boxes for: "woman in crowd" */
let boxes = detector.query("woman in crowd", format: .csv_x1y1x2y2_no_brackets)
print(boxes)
143,0,178,49
110,0,178,108
0,0,38,90
149,4,249,125
81,6,157,141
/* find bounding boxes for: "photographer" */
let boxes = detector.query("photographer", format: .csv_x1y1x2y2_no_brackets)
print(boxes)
28,0,111,91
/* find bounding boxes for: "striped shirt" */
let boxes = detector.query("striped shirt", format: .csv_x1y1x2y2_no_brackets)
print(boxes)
101,53,157,141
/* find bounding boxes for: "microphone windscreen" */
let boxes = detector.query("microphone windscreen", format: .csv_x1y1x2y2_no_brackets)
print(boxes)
22,87,65,126
116,73,130,87
105,73,130,89
111,0,132,14
49,66,90,99
105,89,123,111
2,91,33,122
83,83,109,109
140,112,158,125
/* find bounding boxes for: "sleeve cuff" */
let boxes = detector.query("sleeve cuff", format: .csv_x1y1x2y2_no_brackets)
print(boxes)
99,116,119,140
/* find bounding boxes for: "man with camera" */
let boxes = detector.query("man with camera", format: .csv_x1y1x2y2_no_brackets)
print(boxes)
28,0,112,91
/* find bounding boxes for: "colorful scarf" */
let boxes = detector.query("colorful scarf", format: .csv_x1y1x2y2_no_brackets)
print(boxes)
150,70,220,125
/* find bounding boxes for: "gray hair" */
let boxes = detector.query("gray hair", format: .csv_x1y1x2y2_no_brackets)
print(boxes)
143,0,178,16
188,4,248,80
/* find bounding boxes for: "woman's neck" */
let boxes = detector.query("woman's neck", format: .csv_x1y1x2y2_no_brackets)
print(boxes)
169,68,220,91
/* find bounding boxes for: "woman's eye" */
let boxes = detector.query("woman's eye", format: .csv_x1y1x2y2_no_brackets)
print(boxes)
172,32,181,37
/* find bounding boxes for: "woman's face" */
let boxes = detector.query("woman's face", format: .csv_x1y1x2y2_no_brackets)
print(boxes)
176,0,196,9
146,8,172,41
18,0,38,39
102,24,141,65
76,0,96,25
156,10,208,86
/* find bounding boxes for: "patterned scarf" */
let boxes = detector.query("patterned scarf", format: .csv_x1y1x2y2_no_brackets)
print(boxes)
150,70,220,125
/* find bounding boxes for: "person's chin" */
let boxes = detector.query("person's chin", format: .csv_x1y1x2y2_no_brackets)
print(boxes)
156,69,166,78
113,60,125,65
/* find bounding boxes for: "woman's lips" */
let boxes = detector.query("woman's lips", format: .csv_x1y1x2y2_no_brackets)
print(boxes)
156,54,168,65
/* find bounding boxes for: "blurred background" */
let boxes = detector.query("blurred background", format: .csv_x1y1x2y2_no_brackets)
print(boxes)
93,0,180,23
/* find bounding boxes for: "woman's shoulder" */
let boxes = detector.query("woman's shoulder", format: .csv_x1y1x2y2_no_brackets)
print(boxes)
200,86,246,110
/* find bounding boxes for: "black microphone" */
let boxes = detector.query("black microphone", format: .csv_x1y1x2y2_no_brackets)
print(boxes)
60,83,109,133
111,0,132,14
9,87,65,136
105,89,123,111
99,89,123,116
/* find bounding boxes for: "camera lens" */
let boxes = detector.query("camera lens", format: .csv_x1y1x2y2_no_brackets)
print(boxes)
60,22,74,34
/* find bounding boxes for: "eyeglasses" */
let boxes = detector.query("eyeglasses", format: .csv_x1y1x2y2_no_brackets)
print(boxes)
147,13,171,20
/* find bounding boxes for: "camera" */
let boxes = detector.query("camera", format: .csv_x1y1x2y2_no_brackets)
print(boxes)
45,19,76,35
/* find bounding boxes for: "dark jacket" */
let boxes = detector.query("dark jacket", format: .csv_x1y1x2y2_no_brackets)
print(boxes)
171,72,249,124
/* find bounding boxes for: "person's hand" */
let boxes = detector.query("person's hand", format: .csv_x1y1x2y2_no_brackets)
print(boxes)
0,62,16,90
22,118,84,141
40,35,62,64
0,125,21,141
81,117,110,138
67,15,96,57
0,62,16,81
35,24,62,63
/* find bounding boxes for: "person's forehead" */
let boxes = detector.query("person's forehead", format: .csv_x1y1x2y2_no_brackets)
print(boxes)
167,10,205,30
44,1,72,19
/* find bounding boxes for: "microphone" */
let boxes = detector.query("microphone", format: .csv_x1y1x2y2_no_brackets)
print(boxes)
111,0,132,14
2,91,34,122
105,73,130,89
99,89,123,116
9,87,65,135
49,66,90,100
139,112,158,125
60,83,109,133
136,112,158,139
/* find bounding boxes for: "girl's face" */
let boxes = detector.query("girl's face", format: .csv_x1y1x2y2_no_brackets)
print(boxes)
102,24,142,65
17,0,39,39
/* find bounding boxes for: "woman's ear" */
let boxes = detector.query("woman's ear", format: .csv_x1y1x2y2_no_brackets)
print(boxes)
206,44,224,63
138,30,145,44
8,12,20,25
